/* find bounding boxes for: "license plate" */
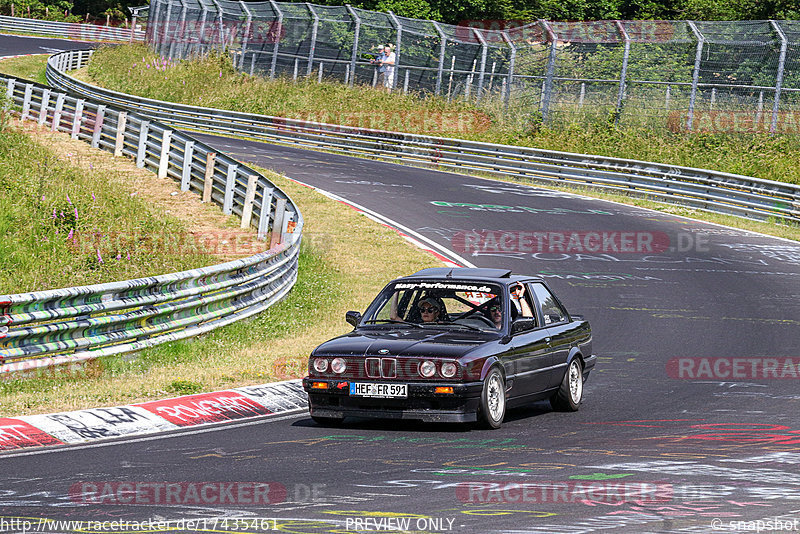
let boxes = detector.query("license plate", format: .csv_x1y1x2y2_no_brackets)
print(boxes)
350,383,407,398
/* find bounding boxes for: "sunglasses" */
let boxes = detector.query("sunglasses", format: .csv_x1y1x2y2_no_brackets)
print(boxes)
490,306,501,312
419,306,437,313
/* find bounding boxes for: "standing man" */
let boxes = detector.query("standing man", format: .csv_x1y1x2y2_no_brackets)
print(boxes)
380,44,396,90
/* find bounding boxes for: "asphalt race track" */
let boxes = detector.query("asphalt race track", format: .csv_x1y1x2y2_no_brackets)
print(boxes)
3,35,800,534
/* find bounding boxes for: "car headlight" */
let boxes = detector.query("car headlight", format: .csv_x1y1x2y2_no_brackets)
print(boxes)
419,360,436,378
441,362,457,378
313,358,328,373
331,357,347,374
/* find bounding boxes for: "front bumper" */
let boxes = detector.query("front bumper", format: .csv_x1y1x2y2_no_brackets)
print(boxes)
302,378,484,423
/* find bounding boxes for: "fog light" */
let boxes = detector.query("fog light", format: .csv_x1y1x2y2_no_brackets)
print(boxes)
312,382,328,389
435,386,454,394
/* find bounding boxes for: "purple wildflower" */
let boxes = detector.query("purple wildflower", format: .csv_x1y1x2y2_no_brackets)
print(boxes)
97,250,104,264
66,193,72,205
67,228,73,240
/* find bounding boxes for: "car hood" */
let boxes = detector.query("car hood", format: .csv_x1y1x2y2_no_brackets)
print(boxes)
312,328,498,359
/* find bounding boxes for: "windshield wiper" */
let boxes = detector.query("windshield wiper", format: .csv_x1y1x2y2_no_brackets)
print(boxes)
362,319,423,328
424,321,484,332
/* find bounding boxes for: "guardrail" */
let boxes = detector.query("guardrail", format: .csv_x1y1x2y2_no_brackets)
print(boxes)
0,72,303,374
46,49,800,224
0,14,144,42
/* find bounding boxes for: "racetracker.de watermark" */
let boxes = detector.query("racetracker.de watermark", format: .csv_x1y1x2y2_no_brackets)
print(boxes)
451,230,700,255
667,357,800,380
455,481,674,504
67,481,326,505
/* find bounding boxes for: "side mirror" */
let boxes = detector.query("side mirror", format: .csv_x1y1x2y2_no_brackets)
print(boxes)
345,311,362,327
511,318,537,335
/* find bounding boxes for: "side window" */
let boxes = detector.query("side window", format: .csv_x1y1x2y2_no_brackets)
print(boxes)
510,283,536,323
530,283,567,326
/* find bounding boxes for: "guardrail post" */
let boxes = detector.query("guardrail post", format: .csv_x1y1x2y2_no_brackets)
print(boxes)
281,210,294,244
136,120,149,167
472,28,488,103
241,174,259,228
306,3,319,76
71,99,84,139
223,163,238,214
539,20,558,123
270,198,287,248
687,21,705,132
37,89,51,126
345,5,360,88
21,83,33,121
614,20,631,126
432,21,447,96
239,1,253,70
91,105,106,148
158,129,172,178
51,93,65,131
114,111,127,156
5,78,14,101
770,20,788,134
203,152,216,202
257,186,274,240
181,140,194,191
268,0,283,79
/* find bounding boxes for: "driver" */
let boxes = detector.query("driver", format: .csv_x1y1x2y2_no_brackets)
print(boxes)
417,296,443,323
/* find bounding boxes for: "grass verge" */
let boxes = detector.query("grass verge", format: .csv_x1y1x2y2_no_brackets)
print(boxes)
0,53,48,84
0,123,441,416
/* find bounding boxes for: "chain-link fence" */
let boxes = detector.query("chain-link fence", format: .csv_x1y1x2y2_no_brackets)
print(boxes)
145,0,800,133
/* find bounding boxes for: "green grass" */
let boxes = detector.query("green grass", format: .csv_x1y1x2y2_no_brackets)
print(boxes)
84,43,800,187
0,54,48,85
0,126,213,294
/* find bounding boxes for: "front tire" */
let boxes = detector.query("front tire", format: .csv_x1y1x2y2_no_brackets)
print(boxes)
551,359,583,412
478,368,506,429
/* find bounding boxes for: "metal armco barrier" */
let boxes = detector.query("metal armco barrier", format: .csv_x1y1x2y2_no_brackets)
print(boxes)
0,72,303,373
46,49,800,223
0,14,144,42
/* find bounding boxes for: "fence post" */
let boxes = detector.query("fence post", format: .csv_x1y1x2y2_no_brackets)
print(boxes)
770,20,788,134
686,21,705,132
614,20,631,126
38,89,51,126
223,163,238,214
21,83,32,121
268,0,283,79
270,198,287,248
472,28,488,103
198,5,208,52
318,62,323,83
160,0,173,58
71,99,85,139
181,140,195,191
432,21,447,96
203,152,216,202
665,85,671,110
91,105,106,148
174,0,188,59
346,5,361,88
501,31,516,110
136,120,149,167
539,20,558,123
241,174,259,228
306,3,319,76
158,129,172,178
52,93,65,131
257,186,274,241
239,1,253,70
114,111,127,156
210,0,224,53
130,13,137,43
387,11,402,91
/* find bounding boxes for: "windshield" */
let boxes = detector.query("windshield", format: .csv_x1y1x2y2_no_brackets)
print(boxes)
363,280,504,331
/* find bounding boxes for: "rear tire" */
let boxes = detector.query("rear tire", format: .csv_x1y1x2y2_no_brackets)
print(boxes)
550,359,583,412
478,368,506,429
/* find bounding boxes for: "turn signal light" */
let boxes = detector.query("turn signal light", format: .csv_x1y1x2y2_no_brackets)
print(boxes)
435,387,454,394
312,382,329,389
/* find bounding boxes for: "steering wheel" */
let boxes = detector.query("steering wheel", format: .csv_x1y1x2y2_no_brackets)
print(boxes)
456,315,496,328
